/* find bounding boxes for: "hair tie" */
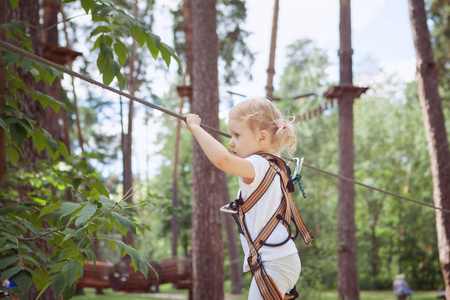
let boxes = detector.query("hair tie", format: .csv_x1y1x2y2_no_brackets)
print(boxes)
277,124,283,130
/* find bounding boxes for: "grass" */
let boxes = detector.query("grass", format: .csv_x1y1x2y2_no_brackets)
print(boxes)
322,290,439,300
73,287,440,300
73,285,189,300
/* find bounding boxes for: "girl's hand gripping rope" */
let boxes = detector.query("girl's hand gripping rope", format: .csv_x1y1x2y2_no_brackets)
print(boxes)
185,114,202,132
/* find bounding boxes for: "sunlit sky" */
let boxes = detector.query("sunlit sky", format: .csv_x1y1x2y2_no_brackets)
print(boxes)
156,0,416,100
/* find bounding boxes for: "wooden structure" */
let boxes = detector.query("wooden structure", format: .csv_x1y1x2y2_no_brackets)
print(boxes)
76,257,192,298
110,257,192,292
76,261,113,294
43,44,82,65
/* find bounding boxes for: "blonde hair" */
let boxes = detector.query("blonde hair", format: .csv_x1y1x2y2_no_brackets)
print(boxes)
228,98,297,154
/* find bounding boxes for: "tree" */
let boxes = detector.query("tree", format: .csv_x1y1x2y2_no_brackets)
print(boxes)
408,0,450,297
122,0,139,256
191,0,224,298
172,0,254,86
265,0,279,99
0,0,181,298
334,0,361,298
5,1,57,297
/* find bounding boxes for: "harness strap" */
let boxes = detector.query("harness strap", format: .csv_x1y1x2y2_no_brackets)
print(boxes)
259,154,314,245
235,153,313,299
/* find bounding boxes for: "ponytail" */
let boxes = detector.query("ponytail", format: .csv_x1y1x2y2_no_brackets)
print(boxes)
229,98,297,154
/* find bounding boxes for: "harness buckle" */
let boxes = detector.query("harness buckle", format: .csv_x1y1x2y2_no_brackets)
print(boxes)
248,253,262,271
220,199,241,214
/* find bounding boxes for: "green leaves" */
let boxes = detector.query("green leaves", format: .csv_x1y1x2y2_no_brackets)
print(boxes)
0,254,19,269
75,203,98,227
32,131,46,152
110,240,149,279
1,51,20,67
1,2,174,299
13,270,33,293
48,260,82,299
1,265,22,282
111,212,136,235
113,40,128,66
8,0,19,9
86,2,182,87
9,122,27,146
60,202,81,219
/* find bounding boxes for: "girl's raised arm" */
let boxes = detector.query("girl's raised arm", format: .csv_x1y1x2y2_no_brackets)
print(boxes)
184,114,255,182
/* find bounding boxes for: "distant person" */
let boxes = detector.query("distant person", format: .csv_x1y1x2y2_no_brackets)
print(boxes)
393,274,413,300
4,276,19,300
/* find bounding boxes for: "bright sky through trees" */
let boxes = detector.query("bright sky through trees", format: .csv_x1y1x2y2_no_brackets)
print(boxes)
63,0,416,179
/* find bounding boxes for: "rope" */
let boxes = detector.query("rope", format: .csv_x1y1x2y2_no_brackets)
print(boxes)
0,40,225,138
301,162,450,213
1,40,448,214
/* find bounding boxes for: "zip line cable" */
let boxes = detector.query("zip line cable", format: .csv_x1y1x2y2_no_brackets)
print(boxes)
302,162,449,212
1,40,449,214
0,40,225,138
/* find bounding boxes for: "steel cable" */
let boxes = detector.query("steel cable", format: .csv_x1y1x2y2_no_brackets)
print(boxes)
1,40,448,213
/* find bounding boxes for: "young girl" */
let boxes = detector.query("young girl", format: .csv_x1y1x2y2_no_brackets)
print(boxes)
185,97,312,300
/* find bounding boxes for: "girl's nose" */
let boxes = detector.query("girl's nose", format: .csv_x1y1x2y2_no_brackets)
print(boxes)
228,139,234,148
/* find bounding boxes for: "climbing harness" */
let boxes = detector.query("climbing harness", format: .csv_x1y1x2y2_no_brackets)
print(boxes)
221,153,313,300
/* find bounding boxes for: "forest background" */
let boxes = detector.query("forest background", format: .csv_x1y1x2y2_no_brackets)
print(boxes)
0,0,449,299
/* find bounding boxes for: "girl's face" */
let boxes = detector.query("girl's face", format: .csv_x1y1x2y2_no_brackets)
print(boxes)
227,119,269,158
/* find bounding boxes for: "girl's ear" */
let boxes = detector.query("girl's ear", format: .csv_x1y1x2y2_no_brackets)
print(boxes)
259,130,269,143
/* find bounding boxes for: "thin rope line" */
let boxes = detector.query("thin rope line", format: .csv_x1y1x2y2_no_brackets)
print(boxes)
301,162,449,213
1,40,448,213
0,40,224,137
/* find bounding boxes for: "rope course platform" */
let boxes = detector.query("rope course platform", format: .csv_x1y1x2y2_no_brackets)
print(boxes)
1,40,448,214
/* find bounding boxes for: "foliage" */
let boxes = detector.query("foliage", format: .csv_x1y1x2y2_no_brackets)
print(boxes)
278,39,330,101
0,158,148,299
0,0,182,298
63,0,181,87
143,88,194,259
274,39,444,293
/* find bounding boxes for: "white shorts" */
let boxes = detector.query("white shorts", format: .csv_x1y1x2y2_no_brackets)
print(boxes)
248,253,301,300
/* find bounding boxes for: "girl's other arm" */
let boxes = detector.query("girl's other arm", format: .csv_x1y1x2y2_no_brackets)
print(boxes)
184,114,254,181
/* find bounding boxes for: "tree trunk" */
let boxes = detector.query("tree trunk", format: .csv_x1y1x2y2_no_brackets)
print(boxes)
8,0,48,165
61,8,84,154
191,0,224,298
337,95,359,300
408,0,450,298
171,95,185,257
183,0,193,83
265,0,279,99
222,178,243,295
122,0,139,255
337,0,359,299
170,0,194,258
8,1,58,298
42,0,65,148
0,0,6,190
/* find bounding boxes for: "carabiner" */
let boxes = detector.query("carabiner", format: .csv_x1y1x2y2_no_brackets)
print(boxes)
292,157,304,180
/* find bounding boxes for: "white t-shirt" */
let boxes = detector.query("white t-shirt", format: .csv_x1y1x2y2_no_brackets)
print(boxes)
238,155,298,273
